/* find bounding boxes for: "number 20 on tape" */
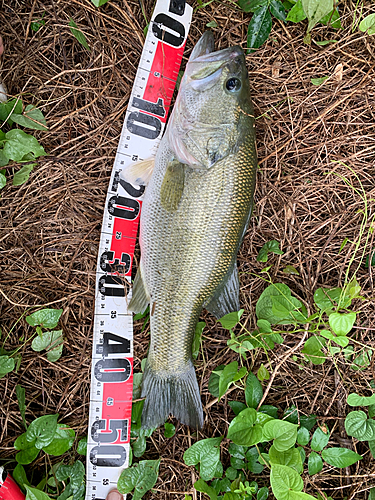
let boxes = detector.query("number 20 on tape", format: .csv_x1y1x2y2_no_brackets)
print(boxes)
86,1,192,498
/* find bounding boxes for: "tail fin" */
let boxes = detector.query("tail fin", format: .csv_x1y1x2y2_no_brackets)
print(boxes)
141,361,204,430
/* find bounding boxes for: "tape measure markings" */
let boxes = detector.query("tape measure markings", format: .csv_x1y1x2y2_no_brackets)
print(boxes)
86,0,192,498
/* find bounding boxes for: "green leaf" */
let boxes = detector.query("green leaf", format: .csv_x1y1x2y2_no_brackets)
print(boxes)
310,76,329,85
4,129,46,161
55,460,85,492
133,436,146,457
321,447,362,468
259,404,279,418
91,0,111,6
16,384,27,429
219,361,239,399
347,393,375,407
25,486,51,500
247,6,272,51
359,14,375,35
297,427,309,446
308,451,323,475
26,414,59,449
329,312,356,336
245,372,263,408
256,283,306,325
310,425,329,451
302,0,333,32
227,408,263,446
219,310,244,330
183,437,223,481
206,20,218,28
257,240,284,262
345,411,375,441
208,365,224,397
0,98,23,122
194,479,218,500
300,414,317,431
262,420,298,452
301,336,326,365
333,335,349,347
0,355,15,377
351,349,372,371
258,363,270,381
69,19,90,51
319,8,341,29
228,443,247,459
313,287,350,312
30,17,46,32
257,487,269,500
316,39,338,45
238,0,268,13
14,433,39,464
31,330,63,360
286,0,306,22
13,164,35,186
229,401,247,416
246,446,264,473
282,265,300,275
269,445,303,473
192,321,205,359
11,105,48,131
257,319,272,333
164,422,176,438
13,464,31,490
284,405,298,424
26,308,62,328
270,464,305,499
77,436,87,455
270,0,286,21
0,171,6,187
42,424,75,455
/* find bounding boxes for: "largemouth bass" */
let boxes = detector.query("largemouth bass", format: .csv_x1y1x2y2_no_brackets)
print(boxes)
126,32,257,429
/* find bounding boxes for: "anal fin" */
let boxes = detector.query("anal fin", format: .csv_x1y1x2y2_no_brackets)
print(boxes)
204,264,240,319
128,263,150,314
160,160,185,211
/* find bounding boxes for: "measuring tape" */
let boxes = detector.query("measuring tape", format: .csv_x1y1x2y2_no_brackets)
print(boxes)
86,1,192,498
0,467,25,500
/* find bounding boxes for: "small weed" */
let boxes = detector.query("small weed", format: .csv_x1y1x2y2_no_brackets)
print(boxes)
0,308,63,378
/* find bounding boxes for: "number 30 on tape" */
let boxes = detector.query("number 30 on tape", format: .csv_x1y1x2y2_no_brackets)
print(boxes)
86,1,192,499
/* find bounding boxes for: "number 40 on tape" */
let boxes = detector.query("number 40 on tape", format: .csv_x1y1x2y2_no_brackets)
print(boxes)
85,1,192,499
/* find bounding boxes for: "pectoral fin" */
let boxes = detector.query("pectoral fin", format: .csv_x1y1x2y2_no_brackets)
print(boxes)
120,157,155,186
128,263,150,314
204,264,240,319
160,160,185,211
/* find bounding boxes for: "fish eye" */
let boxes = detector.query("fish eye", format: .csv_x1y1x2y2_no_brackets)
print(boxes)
226,77,241,92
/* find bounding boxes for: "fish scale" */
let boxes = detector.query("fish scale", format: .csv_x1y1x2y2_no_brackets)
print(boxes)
127,32,257,429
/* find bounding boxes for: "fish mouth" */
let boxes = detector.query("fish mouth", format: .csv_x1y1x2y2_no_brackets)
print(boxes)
187,32,244,84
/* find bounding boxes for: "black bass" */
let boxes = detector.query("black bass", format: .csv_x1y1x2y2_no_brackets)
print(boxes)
125,32,257,429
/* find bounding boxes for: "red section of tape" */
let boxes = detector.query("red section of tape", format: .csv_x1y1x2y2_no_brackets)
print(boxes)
0,472,26,500
144,42,186,118
101,357,133,444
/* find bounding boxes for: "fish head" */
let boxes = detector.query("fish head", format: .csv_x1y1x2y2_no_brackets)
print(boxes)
167,32,253,168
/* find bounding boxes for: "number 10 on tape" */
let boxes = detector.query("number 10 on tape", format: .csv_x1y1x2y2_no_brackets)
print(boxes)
86,1,192,498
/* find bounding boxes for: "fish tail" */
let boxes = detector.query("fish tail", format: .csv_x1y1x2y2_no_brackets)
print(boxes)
141,361,204,430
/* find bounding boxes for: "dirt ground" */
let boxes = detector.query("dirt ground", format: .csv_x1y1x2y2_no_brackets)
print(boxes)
1,0,375,498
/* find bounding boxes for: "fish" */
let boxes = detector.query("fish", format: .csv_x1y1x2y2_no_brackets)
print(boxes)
125,31,257,429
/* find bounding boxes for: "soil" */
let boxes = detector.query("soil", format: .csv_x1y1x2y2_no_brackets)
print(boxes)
0,0,375,499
